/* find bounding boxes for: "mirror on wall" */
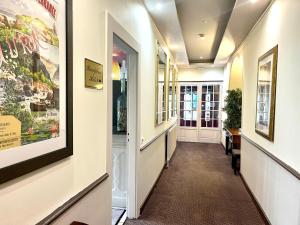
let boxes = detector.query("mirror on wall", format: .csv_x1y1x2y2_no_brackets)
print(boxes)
173,67,178,117
155,41,167,125
168,60,174,120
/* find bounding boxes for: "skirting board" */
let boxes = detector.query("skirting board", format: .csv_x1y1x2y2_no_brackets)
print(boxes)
240,173,271,225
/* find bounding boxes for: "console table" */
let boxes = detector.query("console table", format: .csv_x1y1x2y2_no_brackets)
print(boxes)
225,128,241,175
225,128,241,155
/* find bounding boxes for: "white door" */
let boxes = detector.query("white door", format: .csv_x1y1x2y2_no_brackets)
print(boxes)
177,82,222,143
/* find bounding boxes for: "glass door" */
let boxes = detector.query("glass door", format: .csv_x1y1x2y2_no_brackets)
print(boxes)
200,84,221,129
179,84,198,128
178,82,222,143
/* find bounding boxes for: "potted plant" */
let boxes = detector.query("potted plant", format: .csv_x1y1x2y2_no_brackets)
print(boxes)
224,89,242,130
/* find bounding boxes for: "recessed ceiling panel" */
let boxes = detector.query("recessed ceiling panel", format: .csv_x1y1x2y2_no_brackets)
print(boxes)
175,0,236,63
144,0,272,67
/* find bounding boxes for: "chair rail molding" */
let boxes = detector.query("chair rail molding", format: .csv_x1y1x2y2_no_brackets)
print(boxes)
37,173,109,225
241,134,300,180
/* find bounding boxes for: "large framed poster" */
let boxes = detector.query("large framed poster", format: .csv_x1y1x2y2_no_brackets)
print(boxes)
0,0,73,184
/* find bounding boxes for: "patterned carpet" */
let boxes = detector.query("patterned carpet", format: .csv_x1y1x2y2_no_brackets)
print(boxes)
125,142,266,225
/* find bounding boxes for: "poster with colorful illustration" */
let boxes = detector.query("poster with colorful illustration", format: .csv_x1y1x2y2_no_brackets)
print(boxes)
0,0,72,184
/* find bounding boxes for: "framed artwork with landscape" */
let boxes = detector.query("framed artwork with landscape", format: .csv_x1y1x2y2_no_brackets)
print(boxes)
255,45,278,141
0,0,73,184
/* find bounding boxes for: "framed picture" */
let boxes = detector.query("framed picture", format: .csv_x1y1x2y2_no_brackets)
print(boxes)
155,41,167,125
255,45,278,141
167,59,173,120
0,0,73,184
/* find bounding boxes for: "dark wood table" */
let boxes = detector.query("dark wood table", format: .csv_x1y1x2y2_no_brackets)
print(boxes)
225,128,241,175
225,128,241,155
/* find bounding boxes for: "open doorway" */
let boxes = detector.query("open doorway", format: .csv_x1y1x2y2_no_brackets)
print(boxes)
111,34,138,225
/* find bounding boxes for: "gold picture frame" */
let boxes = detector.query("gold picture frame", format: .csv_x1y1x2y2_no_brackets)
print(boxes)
167,59,174,121
255,45,278,141
172,67,178,117
155,41,167,125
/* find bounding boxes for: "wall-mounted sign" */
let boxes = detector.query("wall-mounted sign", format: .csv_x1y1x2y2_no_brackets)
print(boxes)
85,58,103,90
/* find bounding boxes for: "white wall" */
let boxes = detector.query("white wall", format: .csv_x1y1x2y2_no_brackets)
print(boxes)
239,0,300,172
241,139,300,225
178,67,224,82
52,179,111,225
231,0,300,224
138,134,166,209
229,56,243,90
0,0,177,224
221,63,231,147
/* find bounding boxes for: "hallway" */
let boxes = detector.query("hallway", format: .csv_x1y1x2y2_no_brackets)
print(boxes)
125,142,265,225
1,1,300,224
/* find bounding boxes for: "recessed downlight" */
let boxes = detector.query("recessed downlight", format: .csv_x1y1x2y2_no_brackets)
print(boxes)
200,56,204,59
156,3,163,10
250,0,257,3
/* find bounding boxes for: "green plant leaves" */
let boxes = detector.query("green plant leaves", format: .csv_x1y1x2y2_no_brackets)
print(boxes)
224,89,242,129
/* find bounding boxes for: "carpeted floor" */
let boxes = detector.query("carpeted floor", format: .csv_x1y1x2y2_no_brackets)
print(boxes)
125,142,266,225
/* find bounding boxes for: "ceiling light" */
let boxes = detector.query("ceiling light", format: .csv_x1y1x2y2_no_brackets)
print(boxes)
200,56,204,59
250,0,258,3
198,33,205,40
156,3,163,10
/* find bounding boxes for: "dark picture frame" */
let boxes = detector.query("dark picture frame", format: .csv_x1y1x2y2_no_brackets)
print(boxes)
255,45,278,142
0,0,73,184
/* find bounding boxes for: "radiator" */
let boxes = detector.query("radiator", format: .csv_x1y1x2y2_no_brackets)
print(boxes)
167,125,177,163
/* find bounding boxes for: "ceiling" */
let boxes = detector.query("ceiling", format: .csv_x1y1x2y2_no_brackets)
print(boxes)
175,0,235,63
143,0,272,67
143,0,189,65
215,0,271,63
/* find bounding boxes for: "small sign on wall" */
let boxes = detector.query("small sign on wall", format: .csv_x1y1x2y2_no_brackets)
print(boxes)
85,58,103,90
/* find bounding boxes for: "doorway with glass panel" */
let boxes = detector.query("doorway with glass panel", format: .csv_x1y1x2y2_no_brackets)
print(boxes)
177,82,222,143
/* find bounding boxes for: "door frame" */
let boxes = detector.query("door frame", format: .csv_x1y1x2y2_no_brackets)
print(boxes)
106,12,141,218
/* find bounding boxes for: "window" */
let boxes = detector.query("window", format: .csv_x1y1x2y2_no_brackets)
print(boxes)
201,85,220,128
257,84,271,126
179,85,198,127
